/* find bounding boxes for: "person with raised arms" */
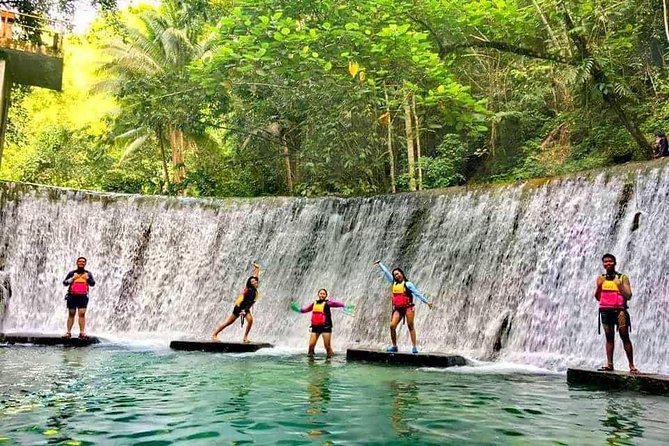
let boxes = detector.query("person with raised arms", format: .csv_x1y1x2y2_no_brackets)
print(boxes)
375,260,432,354
290,289,354,357
212,261,261,343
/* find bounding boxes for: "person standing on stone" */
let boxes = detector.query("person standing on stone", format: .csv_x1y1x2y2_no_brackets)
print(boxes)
290,288,354,357
212,261,261,343
594,253,638,374
62,257,96,339
374,260,433,354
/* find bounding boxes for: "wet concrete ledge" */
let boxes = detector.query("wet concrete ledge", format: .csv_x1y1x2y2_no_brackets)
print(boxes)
567,368,669,395
170,340,273,353
346,348,467,367
0,332,100,347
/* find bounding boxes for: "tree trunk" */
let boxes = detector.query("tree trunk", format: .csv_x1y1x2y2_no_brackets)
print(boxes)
664,0,669,44
156,126,171,193
403,90,416,191
383,81,396,193
282,135,293,194
167,124,187,185
411,94,423,191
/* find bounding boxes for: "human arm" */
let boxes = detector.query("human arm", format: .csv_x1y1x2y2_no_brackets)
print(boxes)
86,271,96,287
594,275,603,301
406,282,432,308
251,261,260,278
618,275,632,300
374,260,393,284
63,271,74,286
299,302,314,313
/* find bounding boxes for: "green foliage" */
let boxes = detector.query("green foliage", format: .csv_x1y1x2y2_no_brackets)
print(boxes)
2,0,669,197
418,134,469,188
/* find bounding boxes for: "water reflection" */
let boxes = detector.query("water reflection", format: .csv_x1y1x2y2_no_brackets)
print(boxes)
306,360,332,416
390,380,419,438
601,397,644,446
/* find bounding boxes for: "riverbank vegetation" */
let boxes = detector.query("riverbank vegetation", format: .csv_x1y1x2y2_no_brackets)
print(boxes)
1,0,668,197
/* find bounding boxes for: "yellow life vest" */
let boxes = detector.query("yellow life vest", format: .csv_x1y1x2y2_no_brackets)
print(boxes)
311,300,327,326
391,281,412,307
70,273,89,295
599,274,626,309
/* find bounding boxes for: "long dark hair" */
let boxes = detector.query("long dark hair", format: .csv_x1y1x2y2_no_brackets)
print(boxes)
244,276,259,300
391,268,407,283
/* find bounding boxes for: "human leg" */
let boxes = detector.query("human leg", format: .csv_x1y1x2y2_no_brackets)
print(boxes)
77,307,87,337
617,311,637,373
388,310,401,351
308,332,319,355
212,313,238,339
405,307,417,350
65,308,76,337
243,312,254,343
322,332,333,357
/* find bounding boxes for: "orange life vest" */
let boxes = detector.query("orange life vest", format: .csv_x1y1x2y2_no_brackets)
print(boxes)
70,273,89,296
311,300,327,326
599,274,626,310
391,282,412,308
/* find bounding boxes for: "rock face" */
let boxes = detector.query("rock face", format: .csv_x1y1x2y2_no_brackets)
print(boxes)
567,368,669,395
0,271,10,330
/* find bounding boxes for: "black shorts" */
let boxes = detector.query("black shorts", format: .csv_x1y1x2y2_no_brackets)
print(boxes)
310,325,332,334
392,305,415,319
232,305,252,317
600,309,630,328
66,294,89,309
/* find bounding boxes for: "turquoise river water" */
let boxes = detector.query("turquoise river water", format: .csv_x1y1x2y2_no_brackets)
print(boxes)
1,343,668,445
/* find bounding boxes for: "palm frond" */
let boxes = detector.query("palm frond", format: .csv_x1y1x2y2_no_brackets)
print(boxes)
160,27,195,67
118,132,151,162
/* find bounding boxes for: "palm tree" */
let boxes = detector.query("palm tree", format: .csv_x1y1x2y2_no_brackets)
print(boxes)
99,0,219,190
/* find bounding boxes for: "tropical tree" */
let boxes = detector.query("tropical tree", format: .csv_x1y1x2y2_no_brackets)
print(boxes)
100,0,228,192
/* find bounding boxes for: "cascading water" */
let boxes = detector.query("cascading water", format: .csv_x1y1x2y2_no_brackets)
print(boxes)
1,162,668,373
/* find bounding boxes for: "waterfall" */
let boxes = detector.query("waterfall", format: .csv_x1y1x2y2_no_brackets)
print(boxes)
1,163,668,373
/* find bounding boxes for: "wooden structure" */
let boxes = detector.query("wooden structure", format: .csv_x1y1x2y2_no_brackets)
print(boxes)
0,9,64,166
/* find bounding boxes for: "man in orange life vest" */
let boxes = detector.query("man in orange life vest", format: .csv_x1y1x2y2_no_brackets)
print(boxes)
594,253,638,374
62,257,96,339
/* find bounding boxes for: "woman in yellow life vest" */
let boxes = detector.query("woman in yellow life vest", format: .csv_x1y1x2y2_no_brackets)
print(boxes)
594,253,638,374
290,289,354,357
212,261,261,343
375,260,433,354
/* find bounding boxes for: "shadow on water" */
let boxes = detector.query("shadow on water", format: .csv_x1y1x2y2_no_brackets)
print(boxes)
390,380,419,439
601,397,644,446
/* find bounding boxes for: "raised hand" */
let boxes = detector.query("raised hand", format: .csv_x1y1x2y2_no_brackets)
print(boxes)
290,301,301,313
343,304,356,316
